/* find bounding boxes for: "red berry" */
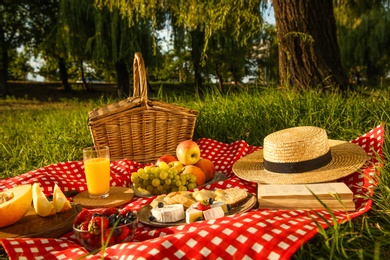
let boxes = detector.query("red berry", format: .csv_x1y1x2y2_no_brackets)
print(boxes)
115,225,131,243
87,234,101,248
74,209,93,226
196,200,211,211
78,220,89,231
88,216,109,234
103,230,115,246
102,207,118,217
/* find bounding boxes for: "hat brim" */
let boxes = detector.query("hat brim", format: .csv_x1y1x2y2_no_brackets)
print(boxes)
232,140,368,184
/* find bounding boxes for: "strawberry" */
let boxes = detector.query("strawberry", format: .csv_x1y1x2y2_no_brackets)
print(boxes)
87,234,101,249
196,200,211,211
102,207,118,217
103,229,115,246
77,220,92,240
88,216,109,234
77,220,89,231
115,225,131,243
74,209,93,226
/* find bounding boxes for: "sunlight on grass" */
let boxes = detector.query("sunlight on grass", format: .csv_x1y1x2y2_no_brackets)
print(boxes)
1,85,390,259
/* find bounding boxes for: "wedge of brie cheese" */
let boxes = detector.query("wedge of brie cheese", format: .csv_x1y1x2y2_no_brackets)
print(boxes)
151,204,185,222
186,207,204,224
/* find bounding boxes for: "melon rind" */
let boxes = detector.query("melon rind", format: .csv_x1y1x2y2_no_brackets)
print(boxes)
0,184,32,228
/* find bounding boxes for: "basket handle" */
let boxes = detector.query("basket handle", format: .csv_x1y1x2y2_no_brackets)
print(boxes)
133,52,148,106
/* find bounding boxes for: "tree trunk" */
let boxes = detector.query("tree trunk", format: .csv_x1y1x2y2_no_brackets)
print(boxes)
0,26,9,97
215,64,223,92
58,57,72,92
115,60,130,98
272,0,348,90
191,28,204,93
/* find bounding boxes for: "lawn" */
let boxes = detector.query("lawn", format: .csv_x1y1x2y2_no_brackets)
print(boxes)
1,83,390,259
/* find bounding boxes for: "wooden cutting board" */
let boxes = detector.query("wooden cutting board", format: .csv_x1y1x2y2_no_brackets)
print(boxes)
0,203,82,238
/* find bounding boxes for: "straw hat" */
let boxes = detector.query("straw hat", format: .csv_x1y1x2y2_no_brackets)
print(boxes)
232,126,367,184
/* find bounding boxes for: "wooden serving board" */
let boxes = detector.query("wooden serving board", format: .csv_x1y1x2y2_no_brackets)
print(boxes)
0,203,82,238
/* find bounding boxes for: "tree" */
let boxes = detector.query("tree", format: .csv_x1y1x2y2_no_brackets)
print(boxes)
0,2,31,96
8,48,33,80
97,0,263,91
60,0,160,97
272,0,348,90
335,1,390,86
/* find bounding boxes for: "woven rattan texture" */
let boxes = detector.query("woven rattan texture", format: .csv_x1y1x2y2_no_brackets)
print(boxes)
88,53,198,163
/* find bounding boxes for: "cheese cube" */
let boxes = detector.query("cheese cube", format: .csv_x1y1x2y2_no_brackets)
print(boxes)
185,207,204,224
203,206,225,220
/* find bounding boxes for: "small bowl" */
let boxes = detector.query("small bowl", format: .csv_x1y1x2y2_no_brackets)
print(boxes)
73,216,138,251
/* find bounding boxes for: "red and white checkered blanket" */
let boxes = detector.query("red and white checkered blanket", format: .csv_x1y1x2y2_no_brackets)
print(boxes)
0,125,384,259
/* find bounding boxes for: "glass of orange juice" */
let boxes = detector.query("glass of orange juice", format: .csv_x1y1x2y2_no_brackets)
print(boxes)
83,146,110,199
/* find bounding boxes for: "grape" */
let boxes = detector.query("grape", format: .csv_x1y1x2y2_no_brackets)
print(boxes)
152,178,161,187
178,186,187,191
159,162,169,170
131,163,200,195
143,180,150,187
159,171,169,180
144,166,152,172
132,178,141,185
151,166,160,175
169,168,178,175
187,183,197,190
146,185,154,193
189,174,197,183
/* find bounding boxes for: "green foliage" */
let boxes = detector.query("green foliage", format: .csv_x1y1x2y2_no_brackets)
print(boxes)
7,49,33,80
335,1,390,85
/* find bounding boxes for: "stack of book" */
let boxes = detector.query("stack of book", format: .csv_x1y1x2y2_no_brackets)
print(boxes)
257,182,355,211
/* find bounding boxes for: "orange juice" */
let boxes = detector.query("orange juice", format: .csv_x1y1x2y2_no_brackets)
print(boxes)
84,158,110,195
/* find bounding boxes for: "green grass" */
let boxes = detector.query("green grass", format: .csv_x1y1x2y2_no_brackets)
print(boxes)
1,85,390,259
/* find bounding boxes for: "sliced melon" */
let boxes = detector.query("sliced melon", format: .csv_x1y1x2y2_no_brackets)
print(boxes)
0,184,32,228
53,184,72,213
32,183,56,217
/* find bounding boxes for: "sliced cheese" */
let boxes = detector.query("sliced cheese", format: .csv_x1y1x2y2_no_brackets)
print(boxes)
212,201,229,213
203,207,225,220
186,207,204,224
151,204,184,222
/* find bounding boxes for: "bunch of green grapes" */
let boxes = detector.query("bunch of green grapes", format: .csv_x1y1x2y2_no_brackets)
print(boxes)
131,162,198,195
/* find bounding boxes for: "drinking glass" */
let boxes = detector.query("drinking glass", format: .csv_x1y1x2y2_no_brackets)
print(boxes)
83,146,110,199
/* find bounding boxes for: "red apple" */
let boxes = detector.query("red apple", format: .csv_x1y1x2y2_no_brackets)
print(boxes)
168,161,184,173
176,140,201,165
156,154,178,166
182,165,206,186
195,158,215,182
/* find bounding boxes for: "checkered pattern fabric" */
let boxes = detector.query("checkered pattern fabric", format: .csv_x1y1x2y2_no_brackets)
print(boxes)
0,125,384,260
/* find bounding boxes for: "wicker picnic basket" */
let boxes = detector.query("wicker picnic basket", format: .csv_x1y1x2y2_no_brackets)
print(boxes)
88,53,198,163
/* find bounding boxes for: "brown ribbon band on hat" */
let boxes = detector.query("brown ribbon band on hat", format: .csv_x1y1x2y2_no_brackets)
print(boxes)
263,149,332,173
